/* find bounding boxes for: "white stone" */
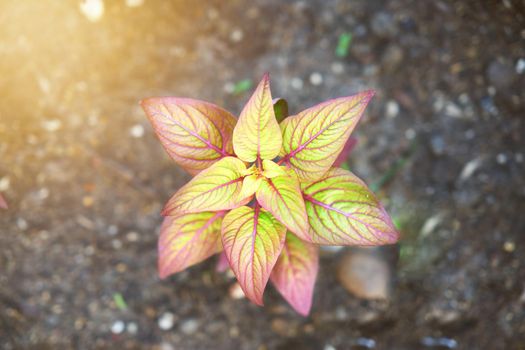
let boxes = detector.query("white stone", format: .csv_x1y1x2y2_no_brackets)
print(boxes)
130,124,144,138
79,0,105,22
111,320,125,334
309,72,323,86
158,312,175,330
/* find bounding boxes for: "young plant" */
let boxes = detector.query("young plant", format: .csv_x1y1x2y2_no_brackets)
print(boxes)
141,74,399,316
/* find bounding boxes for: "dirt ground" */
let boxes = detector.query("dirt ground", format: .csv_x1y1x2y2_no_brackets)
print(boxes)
1,0,524,349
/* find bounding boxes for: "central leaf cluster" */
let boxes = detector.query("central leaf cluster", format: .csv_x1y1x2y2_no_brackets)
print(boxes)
141,73,399,316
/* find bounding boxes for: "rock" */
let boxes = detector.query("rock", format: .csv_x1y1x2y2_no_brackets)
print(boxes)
129,124,144,138
111,320,125,334
371,12,398,38
158,312,175,331
228,282,245,299
458,157,483,182
338,248,391,300
309,72,323,86
385,100,400,118
516,58,525,74
180,319,199,335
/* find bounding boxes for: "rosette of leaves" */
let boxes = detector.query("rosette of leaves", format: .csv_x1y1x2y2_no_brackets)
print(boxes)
141,74,399,316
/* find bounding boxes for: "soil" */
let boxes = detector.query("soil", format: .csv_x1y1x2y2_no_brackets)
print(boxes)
0,0,524,349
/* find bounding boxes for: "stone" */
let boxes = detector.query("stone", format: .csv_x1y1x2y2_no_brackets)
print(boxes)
338,248,391,300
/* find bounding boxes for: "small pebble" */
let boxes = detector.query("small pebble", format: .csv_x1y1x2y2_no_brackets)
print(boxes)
230,29,244,42
516,58,525,74
108,225,119,236
459,157,483,181
290,77,304,90
496,153,507,164
158,312,175,330
385,100,399,118
180,319,199,335
331,62,344,74
354,338,376,349
130,124,144,138
0,177,10,191
223,82,235,94
515,153,523,163
309,72,323,86
127,322,138,334
405,128,416,140
111,320,125,334
229,282,245,299
444,102,462,118
503,241,515,253
112,239,123,250
421,336,458,349
17,218,29,231
324,345,336,350
79,0,105,22
126,231,140,242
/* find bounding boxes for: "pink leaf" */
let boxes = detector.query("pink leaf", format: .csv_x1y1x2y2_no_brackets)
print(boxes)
158,211,225,279
279,91,374,181
333,136,358,167
216,252,230,273
271,233,319,316
141,97,236,175
221,205,286,305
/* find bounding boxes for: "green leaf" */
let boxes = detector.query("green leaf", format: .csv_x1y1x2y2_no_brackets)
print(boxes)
256,171,309,239
113,293,128,310
221,205,286,305
273,98,289,123
233,79,253,95
335,32,352,58
280,91,374,181
233,73,283,162
158,211,225,278
141,97,236,175
162,157,248,215
302,168,399,245
271,232,318,316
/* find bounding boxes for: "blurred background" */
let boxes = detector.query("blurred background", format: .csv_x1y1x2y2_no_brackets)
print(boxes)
0,0,524,349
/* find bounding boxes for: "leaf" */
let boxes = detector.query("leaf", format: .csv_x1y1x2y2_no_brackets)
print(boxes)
256,172,309,239
216,252,230,273
232,73,282,162
302,168,399,245
261,159,288,179
0,194,7,210
158,211,225,278
333,136,358,167
141,97,236,175
238,174,263,200
221,205,286,305
271,233,319,316
335,32,352,58
279,91,374,181
232,79,253,95
273,98,289,123
163,157,247,215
